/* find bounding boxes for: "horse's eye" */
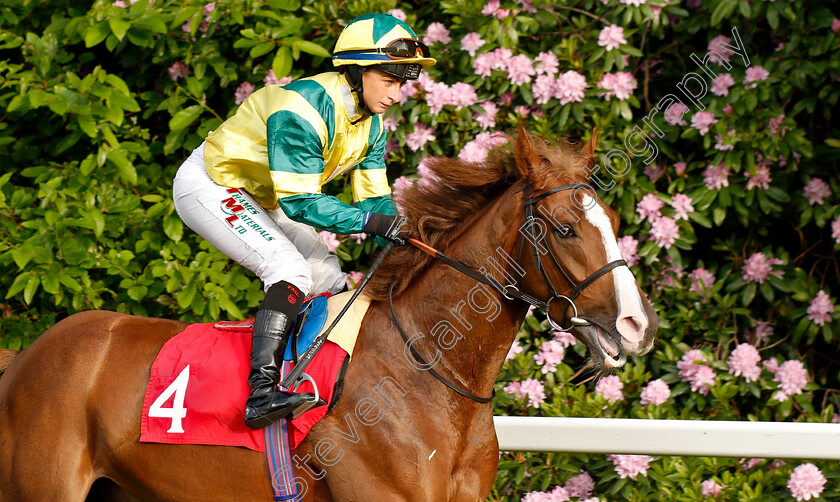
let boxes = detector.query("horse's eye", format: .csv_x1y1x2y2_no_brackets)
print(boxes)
555,224,576,238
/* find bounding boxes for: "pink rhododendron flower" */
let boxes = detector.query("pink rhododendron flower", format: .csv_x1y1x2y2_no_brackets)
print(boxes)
708,35,734,64
651,216,680,249
552,330,577,347
640,378,670,405
521,486,569,502
533,75,556,105
833,19,840,32
535,51,560,76
564,472,595,499
750,322,774,345
472,52,496,77
621,0,646,5
644,164,664,181
113,0,127,6
764,357,779,374
449,82,478,108
460,32,485,56
722,103,733,114
703,162,730,189
556,71,588,104
741,252,784,283
481,0,510,19
714,130,736,151
636,193,664,222
710,73,735,96
769,114,787,136
506,339,524,361
664,102,688,125
807,290,835,326
617,235,639,266
746,164,772,190
519,0,537,13
701,479,723,497
319,231,341,252
674,162,687,175
423,81,451,114
678,349,715,395
507,54,536,86
234,81,254,105
520,378,546,408
595,375,624,403
405,123,436,152
534,340,566,374
387,9,406,21
743,66,770,88
728,343,762,382
598,72,637,100
475,101,499,129
391,176,414,202
671,193,694,220
607,454,653,480
803,178,831,205
688,268,715,295
345,271,364,288
383,116,399,132
598,25,627,51
263,70,292,86
774,360,808,400
788,463,826,501
832,217,840,245
423,22,451,45
168,61,190,81
740,458,763,470
459,131,507,163
347,233,366,244
691,111,717,136
398,79,418,104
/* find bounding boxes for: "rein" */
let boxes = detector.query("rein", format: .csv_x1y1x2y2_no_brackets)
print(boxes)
390,182,628,404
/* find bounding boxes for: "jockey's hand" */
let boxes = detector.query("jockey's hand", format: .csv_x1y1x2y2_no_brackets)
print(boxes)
362,213,408,246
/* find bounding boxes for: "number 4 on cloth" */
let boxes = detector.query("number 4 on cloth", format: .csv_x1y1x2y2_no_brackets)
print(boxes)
148,365,190,434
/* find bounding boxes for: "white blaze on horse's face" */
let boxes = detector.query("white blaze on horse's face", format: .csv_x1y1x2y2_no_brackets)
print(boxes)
582,194,649,356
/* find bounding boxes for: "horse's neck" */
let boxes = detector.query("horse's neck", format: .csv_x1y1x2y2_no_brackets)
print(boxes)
393,186,529,400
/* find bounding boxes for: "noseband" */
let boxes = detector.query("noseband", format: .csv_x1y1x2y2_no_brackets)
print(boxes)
518,184,627,331
390,181,628,402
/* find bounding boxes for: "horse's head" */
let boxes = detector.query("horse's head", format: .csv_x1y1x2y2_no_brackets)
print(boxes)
513,129,658,370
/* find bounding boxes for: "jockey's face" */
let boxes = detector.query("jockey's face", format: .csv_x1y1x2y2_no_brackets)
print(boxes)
362,68,405,114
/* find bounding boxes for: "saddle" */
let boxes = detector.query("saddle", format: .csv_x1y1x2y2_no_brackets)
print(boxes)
140,291,371,452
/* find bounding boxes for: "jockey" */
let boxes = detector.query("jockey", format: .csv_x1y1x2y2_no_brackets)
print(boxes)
172,13,435,429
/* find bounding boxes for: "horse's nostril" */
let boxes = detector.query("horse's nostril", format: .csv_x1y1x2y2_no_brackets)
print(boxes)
617,316,644,337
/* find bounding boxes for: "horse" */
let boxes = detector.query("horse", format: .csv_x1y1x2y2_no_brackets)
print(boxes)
0,128,658,502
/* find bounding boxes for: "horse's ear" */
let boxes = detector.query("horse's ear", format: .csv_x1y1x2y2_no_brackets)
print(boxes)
515,127,540,178
580,127,598,157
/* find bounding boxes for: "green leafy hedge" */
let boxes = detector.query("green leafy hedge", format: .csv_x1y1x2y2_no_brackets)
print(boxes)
2,0,839,500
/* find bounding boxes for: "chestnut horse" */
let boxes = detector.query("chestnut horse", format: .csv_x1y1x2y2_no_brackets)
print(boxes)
0,130,658,501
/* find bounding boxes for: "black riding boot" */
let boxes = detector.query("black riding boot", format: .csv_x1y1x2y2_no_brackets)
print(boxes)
244,308,314,429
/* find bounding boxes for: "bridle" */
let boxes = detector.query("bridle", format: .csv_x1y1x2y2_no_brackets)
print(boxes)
389,181,628,403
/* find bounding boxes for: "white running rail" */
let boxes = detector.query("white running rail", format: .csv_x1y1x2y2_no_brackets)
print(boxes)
493,416,840,460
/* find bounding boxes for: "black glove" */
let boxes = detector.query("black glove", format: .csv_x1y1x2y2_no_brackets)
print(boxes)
362,213,408,246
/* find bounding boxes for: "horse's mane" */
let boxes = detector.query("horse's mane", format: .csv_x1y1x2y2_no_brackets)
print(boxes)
365,132,593,300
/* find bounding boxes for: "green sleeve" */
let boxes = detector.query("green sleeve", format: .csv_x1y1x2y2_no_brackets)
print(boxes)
278,193,367,235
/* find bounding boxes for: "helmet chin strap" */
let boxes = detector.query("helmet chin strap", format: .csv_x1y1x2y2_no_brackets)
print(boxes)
343,65,372,116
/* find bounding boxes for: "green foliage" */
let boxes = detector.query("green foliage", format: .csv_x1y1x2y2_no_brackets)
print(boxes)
1,0,839,500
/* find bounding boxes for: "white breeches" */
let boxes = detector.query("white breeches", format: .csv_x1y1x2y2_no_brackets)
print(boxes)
172,142,346,296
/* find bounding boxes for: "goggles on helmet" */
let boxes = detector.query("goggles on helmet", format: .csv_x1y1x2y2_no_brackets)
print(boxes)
334,38,431,61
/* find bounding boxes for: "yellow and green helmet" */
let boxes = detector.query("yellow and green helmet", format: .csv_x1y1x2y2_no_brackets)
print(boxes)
332,13,437,81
